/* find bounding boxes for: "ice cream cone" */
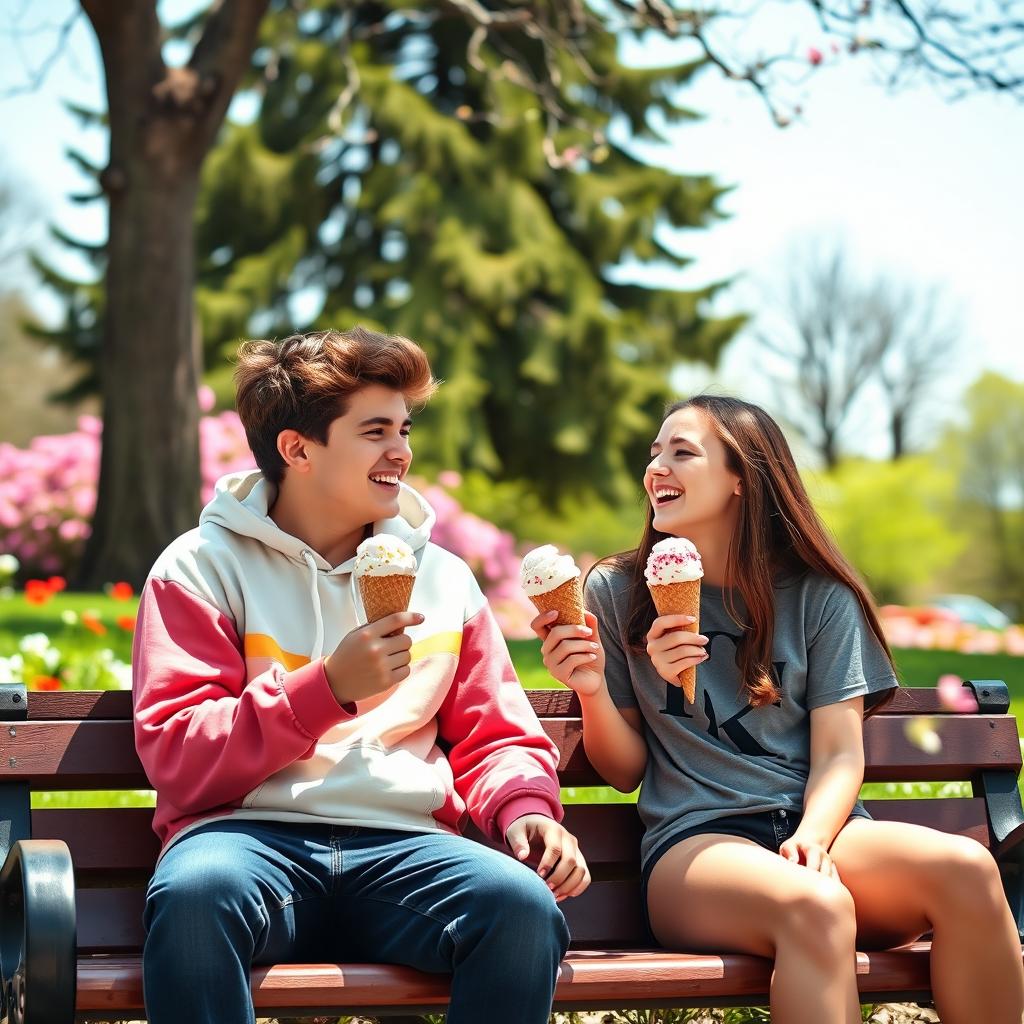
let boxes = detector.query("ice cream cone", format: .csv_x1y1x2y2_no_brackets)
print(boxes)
528,576,586,626
649,578,701,703
358,573,415,624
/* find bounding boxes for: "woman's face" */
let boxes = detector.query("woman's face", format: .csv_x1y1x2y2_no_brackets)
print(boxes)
645,406,742,537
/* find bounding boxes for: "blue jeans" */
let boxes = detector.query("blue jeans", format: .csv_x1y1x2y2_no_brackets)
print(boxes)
143,820,569,1024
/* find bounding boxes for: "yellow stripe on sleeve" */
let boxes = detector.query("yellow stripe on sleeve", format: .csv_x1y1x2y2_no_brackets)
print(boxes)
243,630,462,670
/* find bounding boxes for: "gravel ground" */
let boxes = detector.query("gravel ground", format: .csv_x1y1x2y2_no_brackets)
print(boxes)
248,1006,941,1024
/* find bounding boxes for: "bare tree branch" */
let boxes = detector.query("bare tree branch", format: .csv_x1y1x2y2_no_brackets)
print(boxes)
0,6,81,99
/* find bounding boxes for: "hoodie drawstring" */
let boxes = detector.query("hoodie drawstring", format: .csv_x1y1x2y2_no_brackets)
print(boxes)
301,550,326,661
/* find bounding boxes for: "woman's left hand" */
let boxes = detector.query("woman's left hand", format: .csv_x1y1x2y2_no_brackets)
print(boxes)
779,834,840,880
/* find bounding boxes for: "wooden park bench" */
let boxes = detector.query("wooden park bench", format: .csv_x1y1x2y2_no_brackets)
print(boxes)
0,679,1022,1022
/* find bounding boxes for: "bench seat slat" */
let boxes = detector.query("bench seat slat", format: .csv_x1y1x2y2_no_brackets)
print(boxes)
3,714,1019,788
74,943,959,1013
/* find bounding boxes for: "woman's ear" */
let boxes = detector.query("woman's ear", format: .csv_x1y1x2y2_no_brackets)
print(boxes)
733,479,742,496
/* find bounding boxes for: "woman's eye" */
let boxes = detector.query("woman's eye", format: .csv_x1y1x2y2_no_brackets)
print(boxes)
400,429,411,437
674,450,691,458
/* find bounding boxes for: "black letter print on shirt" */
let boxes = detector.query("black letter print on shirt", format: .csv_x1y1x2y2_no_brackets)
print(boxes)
661,630,785,758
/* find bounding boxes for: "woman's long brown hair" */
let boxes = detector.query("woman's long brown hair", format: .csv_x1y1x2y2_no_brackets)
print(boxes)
598,395,896,711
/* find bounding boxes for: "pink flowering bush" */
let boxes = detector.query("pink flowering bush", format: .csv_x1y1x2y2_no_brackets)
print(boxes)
416,475,538,639
0,401,256,579
0,415,102,577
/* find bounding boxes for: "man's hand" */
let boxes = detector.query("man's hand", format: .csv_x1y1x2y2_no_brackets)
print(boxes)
324,611,424,706
505,813,591,903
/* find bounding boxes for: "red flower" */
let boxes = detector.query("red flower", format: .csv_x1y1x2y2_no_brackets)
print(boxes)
808,46,824,66
33,676,61,691
81,613,108,636
110,582,134,602
116,614,137,632
25,580,52,605
47,576,67,593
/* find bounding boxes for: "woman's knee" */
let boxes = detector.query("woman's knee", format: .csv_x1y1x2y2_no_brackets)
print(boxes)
925,836,1005,919
776,878,857,956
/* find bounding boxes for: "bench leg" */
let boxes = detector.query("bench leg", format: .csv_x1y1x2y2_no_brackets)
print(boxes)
1000,853,1024,943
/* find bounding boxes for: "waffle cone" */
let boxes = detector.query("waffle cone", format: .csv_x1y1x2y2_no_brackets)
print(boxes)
528,576,585,626
359,572,415,624
648,579,701,704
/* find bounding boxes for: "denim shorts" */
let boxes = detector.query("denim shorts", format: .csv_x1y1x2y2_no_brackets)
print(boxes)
639,806,871,938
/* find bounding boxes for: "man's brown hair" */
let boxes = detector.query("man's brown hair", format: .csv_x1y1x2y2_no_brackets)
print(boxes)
234,327,437,484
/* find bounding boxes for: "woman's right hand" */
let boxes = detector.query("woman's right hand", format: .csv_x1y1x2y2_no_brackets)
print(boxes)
531,610,606,697
646,615,709,686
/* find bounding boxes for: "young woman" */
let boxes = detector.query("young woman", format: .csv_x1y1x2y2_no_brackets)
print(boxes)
533,395,1024,1024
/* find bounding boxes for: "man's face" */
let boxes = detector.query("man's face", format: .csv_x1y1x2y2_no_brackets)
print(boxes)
303,384,413,525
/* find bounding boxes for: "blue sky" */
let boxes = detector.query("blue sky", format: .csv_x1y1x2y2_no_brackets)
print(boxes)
1,2,1021,454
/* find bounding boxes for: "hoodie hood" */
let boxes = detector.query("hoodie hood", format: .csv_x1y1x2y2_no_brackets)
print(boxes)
199,470,435,662
200,470,436,573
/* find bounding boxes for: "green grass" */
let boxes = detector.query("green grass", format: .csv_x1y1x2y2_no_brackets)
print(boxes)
0,592,135,662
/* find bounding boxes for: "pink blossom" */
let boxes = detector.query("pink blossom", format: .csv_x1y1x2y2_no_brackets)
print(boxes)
808,46,823,66
936,674,975,713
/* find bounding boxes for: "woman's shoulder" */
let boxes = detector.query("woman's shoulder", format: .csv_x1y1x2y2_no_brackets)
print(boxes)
777,569,866,633
584,557,634,606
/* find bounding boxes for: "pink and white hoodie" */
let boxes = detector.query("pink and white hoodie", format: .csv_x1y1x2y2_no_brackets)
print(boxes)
132,470,562,854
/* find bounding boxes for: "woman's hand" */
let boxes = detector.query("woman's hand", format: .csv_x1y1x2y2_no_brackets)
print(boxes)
779,834,840,880
531,610,606,697
645,615,708,686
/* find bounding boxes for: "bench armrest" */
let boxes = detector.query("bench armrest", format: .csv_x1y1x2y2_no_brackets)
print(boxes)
0,839,76,1024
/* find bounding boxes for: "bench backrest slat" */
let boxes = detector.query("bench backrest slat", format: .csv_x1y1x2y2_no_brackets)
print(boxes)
0,711,1017,789
10,685,990,721
34,797,992,886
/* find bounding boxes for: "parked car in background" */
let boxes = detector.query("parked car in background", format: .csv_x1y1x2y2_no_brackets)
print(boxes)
926,594,1013,630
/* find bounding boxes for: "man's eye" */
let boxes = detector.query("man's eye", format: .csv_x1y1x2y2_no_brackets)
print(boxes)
401,428,411,437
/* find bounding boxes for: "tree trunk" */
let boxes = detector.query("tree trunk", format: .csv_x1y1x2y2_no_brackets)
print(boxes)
821,428,839,470
890,409,906,460
75,0,267,589
76,166,203,589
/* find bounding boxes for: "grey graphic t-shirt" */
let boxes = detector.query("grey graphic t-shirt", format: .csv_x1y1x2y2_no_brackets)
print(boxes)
584,564,899,870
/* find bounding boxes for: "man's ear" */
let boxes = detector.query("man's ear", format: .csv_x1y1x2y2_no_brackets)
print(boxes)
277,429,312,473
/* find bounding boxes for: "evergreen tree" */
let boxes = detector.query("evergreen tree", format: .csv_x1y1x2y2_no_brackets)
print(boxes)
197,3,741,503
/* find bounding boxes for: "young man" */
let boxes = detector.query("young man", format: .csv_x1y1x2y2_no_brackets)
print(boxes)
132,328,589,1024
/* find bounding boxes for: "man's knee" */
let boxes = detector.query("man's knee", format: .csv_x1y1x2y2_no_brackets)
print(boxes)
465,859,569,953
145,842,263,947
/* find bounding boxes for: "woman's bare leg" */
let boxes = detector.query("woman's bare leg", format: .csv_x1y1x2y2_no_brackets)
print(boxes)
830,818,1024,1024
646,834,861,1024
